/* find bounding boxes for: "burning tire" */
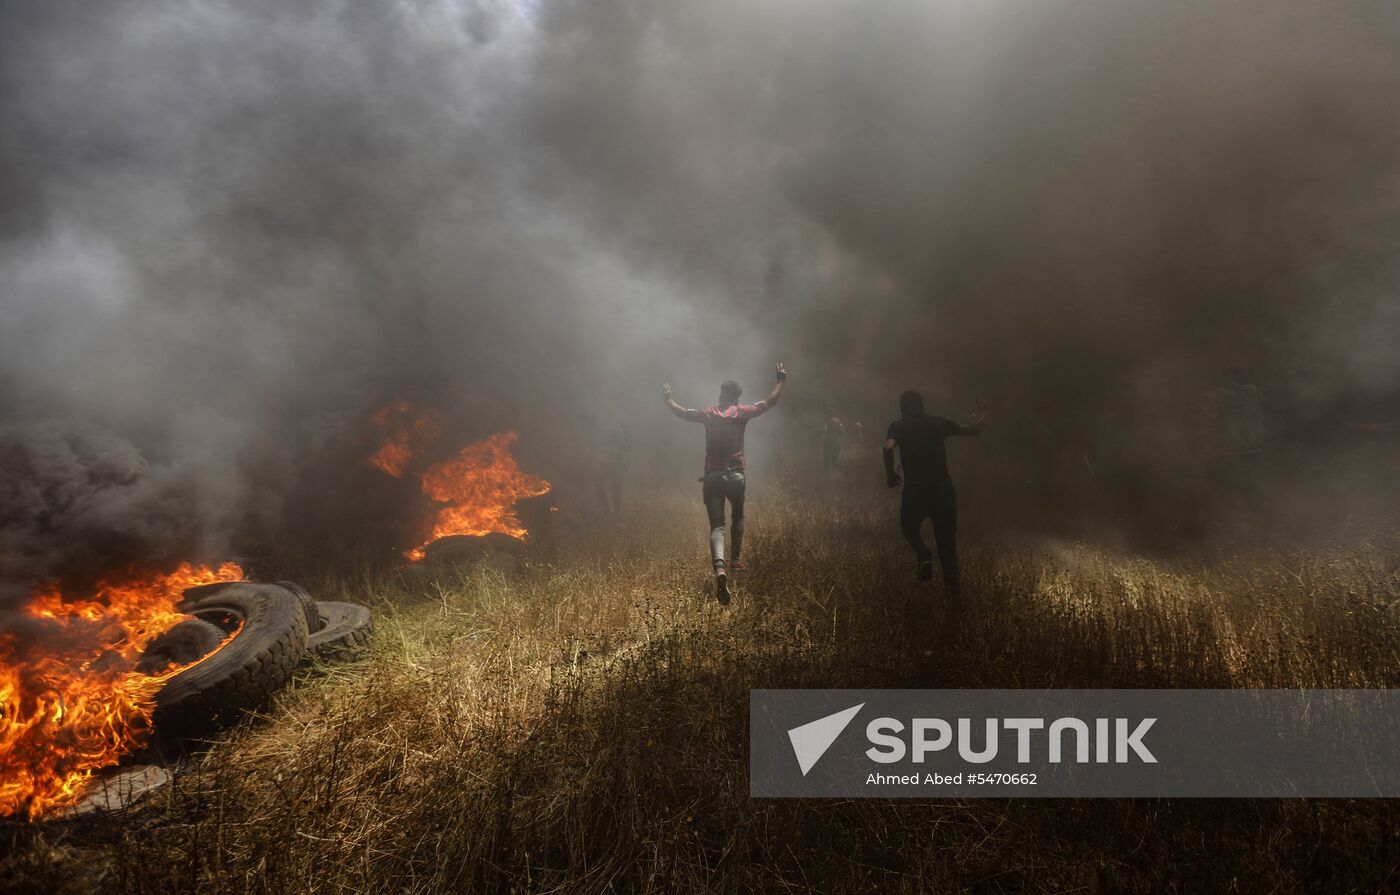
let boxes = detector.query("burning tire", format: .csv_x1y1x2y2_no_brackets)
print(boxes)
152,582,310,735
135,618,228,675
306,601,373,660
420,532,523,564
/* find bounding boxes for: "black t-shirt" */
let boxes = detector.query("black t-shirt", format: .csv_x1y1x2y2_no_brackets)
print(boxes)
887,414,961,486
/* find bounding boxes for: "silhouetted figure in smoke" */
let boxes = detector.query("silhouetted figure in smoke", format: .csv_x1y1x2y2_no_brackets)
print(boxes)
663,363,787,604
884,391,987,595
821,407,844,486
594,424,631,515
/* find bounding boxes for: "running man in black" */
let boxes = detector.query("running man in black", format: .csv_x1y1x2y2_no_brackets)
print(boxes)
884,390,988,594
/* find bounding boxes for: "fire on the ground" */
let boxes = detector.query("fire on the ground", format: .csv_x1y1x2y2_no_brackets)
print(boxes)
367,401,551,560
0,562,244,819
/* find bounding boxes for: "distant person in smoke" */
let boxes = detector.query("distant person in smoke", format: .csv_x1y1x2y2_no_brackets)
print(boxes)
594,423,631,516
884,391,988,596
663,363,787,604
821,407,844,486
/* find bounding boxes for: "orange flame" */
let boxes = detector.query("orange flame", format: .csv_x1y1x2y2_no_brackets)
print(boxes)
368,399,441,478
0,561,243,819
406,431,550,561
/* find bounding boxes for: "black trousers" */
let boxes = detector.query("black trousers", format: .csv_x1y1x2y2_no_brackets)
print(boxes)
702,470,746,570
900,482,959,592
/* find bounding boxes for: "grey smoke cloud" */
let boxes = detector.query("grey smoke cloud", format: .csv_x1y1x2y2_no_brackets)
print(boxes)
2,0,1399,581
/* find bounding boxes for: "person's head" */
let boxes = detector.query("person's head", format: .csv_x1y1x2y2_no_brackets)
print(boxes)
899,389,924,419
719,380,742,406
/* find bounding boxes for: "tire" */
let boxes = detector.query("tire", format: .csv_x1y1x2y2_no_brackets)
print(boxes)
306,601,373,660
276,580,323,635
153,582,309,735
183,580,319,635
136,618,227,675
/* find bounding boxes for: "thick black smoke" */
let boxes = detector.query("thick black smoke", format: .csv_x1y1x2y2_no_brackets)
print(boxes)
0,423,201,608
3,0,1399,588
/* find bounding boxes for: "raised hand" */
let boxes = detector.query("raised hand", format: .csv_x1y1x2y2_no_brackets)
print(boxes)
775,362,787,382
662,382,673,401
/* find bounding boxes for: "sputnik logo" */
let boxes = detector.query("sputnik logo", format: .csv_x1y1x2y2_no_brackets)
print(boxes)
787,703,864,775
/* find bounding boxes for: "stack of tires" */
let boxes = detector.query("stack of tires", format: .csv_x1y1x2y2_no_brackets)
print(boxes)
147,581,372,736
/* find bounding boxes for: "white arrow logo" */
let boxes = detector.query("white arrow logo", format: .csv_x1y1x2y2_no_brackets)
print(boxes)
787,703,864,775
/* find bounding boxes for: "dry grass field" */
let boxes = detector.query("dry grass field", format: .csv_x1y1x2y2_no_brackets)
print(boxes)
5,487,1400,893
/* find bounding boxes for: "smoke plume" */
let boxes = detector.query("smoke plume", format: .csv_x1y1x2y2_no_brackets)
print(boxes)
3,0,1400,585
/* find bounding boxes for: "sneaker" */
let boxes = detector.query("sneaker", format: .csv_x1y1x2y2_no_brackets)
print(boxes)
917,560,934,582
715,571,731,605
731,561,749,574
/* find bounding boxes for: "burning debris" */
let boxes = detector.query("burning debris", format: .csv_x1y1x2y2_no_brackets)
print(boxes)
408,431,551,561
0,566,374,821
366,402,552,561
0,400,551,821
367,400,441,479
0,562,242,819
61,764,170,817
